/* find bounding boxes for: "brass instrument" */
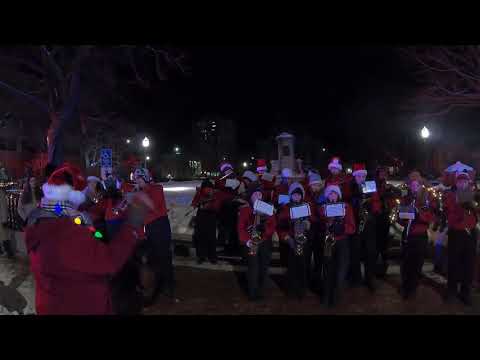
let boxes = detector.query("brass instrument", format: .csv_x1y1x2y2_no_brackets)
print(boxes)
293,216,309,256
357,195,371,234
248,211,264,256
324,218,336,259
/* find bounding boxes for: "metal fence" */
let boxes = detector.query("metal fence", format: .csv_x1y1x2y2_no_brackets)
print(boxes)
5,189,23,231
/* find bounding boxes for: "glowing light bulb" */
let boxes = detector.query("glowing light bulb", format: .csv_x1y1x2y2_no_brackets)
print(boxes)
94,231,103,239
74,217,82,225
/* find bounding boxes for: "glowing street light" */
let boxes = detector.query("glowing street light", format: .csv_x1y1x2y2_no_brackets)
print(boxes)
322,148,326,152
146,156,150,161
142,137,150,148
420,126,430,139
243,162,248,168
126,138,131,144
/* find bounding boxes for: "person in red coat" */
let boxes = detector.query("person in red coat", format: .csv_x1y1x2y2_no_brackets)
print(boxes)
237,183,276,301
276,182,312,299
395,171,436,300
133,167,176,304
24,164,151,315
346,163,382,291
444,171,478,305
324,157,353,202
191,179,221,264
318,184,356,307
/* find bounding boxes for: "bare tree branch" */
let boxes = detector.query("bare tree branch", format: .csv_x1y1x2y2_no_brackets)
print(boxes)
0,79,49,113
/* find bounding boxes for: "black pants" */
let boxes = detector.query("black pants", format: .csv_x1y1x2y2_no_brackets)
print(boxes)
194,210,217,261
323,238,349,306
308,222,323,282
447,229,477,295
287,241,311,299
111,254,143,315
144,216,175,295
218,202,240,255
279,241,290,268
400,235,427,296
349,218,377,285
376,212,390,276
244,240,272,300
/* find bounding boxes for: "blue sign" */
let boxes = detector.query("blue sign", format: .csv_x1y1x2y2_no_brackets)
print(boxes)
100,149,112,168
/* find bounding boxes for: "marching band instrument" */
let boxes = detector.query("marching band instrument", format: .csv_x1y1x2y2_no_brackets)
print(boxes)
357,196,371,234
248,211,264,256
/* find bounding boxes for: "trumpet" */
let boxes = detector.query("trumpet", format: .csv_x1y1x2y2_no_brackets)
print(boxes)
248,211,265,256
357,197,370,234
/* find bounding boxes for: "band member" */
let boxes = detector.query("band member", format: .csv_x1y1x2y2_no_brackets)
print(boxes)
237,170,258,200
133,167,177,304
325,157,352,201
191,180,220,264
237,184,277,301
304,173,323,287
444,171,478,305
346,163,382,291
78,176,104,212
276,182,311,300
319,184,355,307
395,171,436,299
256,159,268,175
273,168,294,267
374,166,395,278
215,161,242,255
24,164,151,315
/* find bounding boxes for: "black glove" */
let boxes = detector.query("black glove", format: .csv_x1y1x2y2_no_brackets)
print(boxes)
333,221,345,236
256,222,266,233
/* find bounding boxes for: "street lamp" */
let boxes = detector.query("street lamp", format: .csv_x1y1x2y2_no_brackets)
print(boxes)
142,137,150,167
126,139,131,144
420,126,430,139
146,156,150,161
322,148,326,152
243,162,248,168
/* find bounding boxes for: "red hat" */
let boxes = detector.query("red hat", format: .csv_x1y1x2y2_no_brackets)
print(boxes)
256,159,267,172
219,161,233,173
352,163,367,177
42,163,87,206
328,157,342,171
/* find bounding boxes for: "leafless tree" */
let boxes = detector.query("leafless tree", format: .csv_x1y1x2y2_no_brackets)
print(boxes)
0,46,189,167
403,46,480,118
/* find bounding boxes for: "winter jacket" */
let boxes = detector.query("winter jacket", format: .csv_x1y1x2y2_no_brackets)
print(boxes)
237,205,277,244
276,202,312,241
318,201,356,241
325,173,353,201
141,183,168,224
398,194,436,237
25,215,142,315
444,191,477,232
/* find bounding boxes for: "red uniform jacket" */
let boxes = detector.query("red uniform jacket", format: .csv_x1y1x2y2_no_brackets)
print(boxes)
237,205,277,244
276,203,312,241
318,202,356,241
191,188,222,212
142,184,168,224
25,218,141,315
259,176,276,203
398,194,436,237
444,191,477,232
345,180,382,216
325,173,353,201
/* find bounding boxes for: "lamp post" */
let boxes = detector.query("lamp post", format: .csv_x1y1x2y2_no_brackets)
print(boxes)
142,137,150,167
420,126,430,175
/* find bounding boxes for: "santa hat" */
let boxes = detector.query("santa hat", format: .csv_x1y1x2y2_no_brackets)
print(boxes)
219,161,233,173
281,168,293,179
42,163,87,206
256,159,267,172
328,157,343,171
242,170,258,183
308,173,322,186
324,184,342,199
352,163,367,177
456,171,470,181
288,182,305,198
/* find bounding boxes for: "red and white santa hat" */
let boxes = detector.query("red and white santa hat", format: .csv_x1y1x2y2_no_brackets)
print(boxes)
219,161,233,173
242,170,258,183
328,157,343,171
324,184,342,199
352,163,367,177
256,159,267,173
42,163,87,206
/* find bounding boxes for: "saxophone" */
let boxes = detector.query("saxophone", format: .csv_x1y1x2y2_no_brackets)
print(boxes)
248,211,264,256
357,195,370,234
293,216,308,256
324,218,336,258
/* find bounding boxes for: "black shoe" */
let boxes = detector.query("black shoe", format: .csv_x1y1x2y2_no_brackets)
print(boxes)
3,240,14,258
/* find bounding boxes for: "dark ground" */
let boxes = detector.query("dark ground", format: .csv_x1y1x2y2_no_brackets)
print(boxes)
142,266,480,315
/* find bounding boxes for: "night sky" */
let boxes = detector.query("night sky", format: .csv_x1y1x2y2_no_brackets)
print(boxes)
131,46,418,162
